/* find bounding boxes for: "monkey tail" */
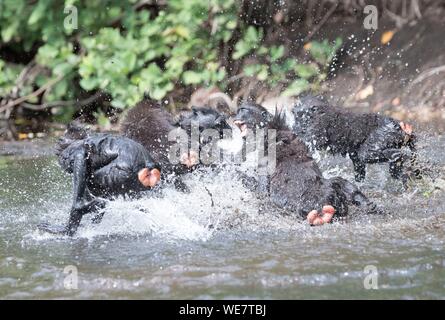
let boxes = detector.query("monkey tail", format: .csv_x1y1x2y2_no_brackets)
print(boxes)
55,121,90,157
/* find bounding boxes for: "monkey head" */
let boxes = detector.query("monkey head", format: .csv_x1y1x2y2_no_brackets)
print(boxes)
233,103,272,137
178,106,230,134
291,95,327,135
177,106,230,168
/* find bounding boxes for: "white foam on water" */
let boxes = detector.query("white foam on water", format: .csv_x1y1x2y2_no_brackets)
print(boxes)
25,162,267,242
77,196,212,241
19,133,445,243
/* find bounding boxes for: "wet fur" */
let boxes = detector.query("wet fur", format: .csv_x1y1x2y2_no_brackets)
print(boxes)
121,100,178,171
292,95,416,182
55,121,90,157
235,103,379,219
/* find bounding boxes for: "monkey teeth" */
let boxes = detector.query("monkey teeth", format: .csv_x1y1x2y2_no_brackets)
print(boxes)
233,120,248,137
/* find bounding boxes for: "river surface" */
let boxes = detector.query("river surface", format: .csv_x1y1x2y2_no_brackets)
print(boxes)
0,133,444,299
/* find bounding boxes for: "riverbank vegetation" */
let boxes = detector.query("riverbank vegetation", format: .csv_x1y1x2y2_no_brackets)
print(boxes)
1,0,444,139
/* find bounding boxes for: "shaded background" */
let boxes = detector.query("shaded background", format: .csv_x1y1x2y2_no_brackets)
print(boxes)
1,0,444,141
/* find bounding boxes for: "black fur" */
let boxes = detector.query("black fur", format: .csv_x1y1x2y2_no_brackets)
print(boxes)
122,101,230,169
41,124,160,236
54,121,89,157
292,95,416,182
178,105,231,135
121,100,178,171
234,102,380,221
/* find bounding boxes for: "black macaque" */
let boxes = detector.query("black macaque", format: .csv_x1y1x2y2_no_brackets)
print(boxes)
177,106,231,166
38,123,161,236
292,95,416,183
121,100,193,191
121,101,182,172
233,103,380,226
178,106,231,135
122,101,230,171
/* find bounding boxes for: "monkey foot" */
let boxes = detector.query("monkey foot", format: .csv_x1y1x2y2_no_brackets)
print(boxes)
91,211,105,224
138,167,161,188
307,205,336,226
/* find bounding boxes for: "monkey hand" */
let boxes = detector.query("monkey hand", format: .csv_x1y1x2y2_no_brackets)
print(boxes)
399,121,413,135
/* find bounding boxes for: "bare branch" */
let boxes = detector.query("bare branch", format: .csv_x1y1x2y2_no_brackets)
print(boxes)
303,2,338,44
0,74,64,113
412,65,445,85
21,91,103,111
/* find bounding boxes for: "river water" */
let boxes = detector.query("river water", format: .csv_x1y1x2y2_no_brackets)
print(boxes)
0,132,444,299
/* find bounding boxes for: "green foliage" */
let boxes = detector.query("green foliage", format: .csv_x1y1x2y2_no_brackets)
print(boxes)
238,37,341,97
307,38,343,68
0,60,22,96
232,26,263,60
0,0,342,122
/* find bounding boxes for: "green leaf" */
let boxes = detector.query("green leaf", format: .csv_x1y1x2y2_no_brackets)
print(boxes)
80,77,99,91
270,45,285,62
256,65,269,81
232,26,263,60
37,45,59,62
1,21,19,42
150,87,168,100
182,70,202,84
122,52,137,71
294,64,319,79
282,79,310,97
111,99,126,108
53,62,74,76
232,41,250,60
28,1,47,25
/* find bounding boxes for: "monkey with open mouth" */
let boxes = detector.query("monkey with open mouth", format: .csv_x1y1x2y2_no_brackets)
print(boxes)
233,102,381,226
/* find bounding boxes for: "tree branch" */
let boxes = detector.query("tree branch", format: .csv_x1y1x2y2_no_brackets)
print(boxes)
0,74,64,113
303,2,338,44
21,91,103,111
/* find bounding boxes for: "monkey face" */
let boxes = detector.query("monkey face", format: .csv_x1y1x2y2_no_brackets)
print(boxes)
233,103,271,137
291,96,326,135
177,106,230,169
179,106,230,133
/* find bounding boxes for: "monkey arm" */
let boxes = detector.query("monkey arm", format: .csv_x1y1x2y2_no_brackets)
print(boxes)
328,177,383,215
38,146,106,236
71,150,89,206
